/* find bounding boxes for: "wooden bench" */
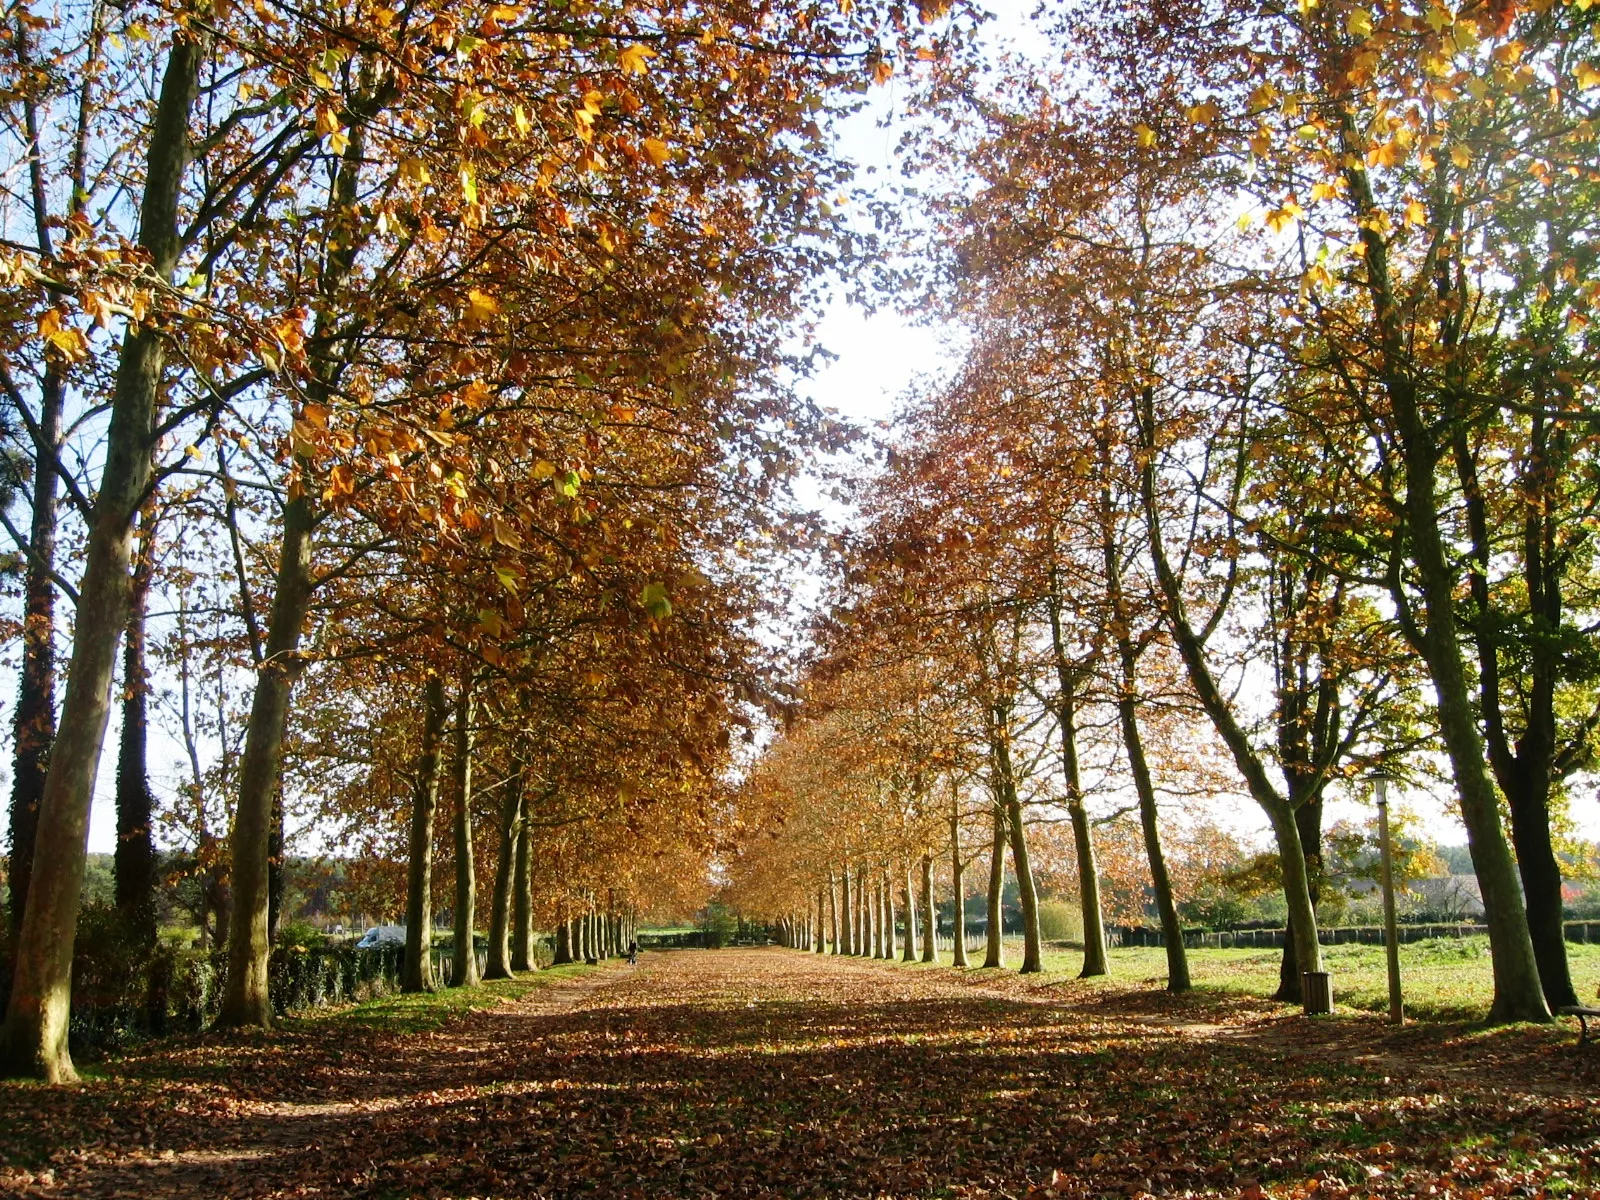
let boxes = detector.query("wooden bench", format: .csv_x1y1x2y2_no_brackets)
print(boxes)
1558,1005,1600,1043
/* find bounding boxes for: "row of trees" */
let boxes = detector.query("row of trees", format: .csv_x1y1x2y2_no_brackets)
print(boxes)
0,0,964,1080
729,0,1600,1023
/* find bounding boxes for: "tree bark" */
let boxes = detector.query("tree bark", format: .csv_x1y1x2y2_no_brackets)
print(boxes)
6,360,61,942
1275,798,1322,1004
920,853,937,964
449,669,478,988
511,787,533,972
485,765,524,979
1100,475,1189,991
901,860,917,962
0,33,205,1082
815,887,826,953
840,864,852,955
1454,420,1577,1010
220,110,372,1029
114,507,158,948
402,676,448,993
1005,805,1043,973
882,868,895,960
553,913,572,965
827,869,839,954
1340,137,1547,1023
949,797,967,967
267,787,285,947
1046,559,1108,977
983,804,1006,968
1060,688,1108,978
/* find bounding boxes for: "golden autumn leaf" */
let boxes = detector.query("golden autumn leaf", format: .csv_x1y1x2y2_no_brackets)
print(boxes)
642,137,671,166
618,44,657,74
464,289,499,326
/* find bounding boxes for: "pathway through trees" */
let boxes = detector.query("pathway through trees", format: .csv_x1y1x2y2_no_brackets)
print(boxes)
5,949,1600,1198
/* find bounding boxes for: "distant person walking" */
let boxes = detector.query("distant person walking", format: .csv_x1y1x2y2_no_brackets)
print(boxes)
628,940,639,966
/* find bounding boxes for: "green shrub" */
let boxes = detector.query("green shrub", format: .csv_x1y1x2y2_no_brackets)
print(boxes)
1037,899,1084,943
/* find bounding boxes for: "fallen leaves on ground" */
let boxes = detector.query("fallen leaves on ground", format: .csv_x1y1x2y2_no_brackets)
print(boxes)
3,948,1600,1198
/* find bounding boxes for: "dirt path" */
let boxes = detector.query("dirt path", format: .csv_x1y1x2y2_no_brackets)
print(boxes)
4,948,1599,1198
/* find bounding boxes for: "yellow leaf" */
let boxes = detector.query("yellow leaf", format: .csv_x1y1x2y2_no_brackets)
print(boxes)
478,608,505,638
872,58,894,85
327,128,350,154
642,136,671,166
618,43,656,74
1577,62,1600,89
316,106,340,136
465,288,499,326
400,157,431,183
1310,179,1341,202
1346,7,1373,36
461,379,492,408
1450,142,1472,168
1247,82,1280,112
532,459,558,479
1404,198,1427,226
514,104,531,137
1264,197,1305,232
1249,126,1272,156
310,67,334,90
460,165,478,204
1185,99,1220,126
1134,123,1157,148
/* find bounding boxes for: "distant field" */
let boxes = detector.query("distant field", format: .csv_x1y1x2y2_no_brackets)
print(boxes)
895,935,1600,1020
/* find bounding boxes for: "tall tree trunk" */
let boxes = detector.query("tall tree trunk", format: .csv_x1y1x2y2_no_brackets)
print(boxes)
920,853,937,964
450,670,478,988
901,860,917,962
983,804,1006,969
485,766,524,979
402,677,448,993
1123,695,1189,991
511,784,533,972
6,362,61,942
1275,798,1323,1003
0,34,206,1082
1343,145,1547,1023
994,712,1043,974
267,787,285,947
220,114,372,1028
114,507,157,948
949,799,967,967
882,868,895,960
1100,479,1189,991
827,869,839,954
1046,561,1108,977
553,912,572,965
840,865,852,955
1454,420,1577,1010
1507,780,1575,1008
816,887,826,953
860,866,873,958
1060,688,1108,978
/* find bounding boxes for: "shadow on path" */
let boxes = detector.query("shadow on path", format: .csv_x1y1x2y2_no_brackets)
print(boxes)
4,948,1599,1198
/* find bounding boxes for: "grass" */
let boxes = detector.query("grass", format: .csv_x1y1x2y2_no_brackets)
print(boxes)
280,961,600,1036
885,934,1600,1019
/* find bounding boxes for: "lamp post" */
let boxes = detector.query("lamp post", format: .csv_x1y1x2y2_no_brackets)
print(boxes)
1373,773,1404,1025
